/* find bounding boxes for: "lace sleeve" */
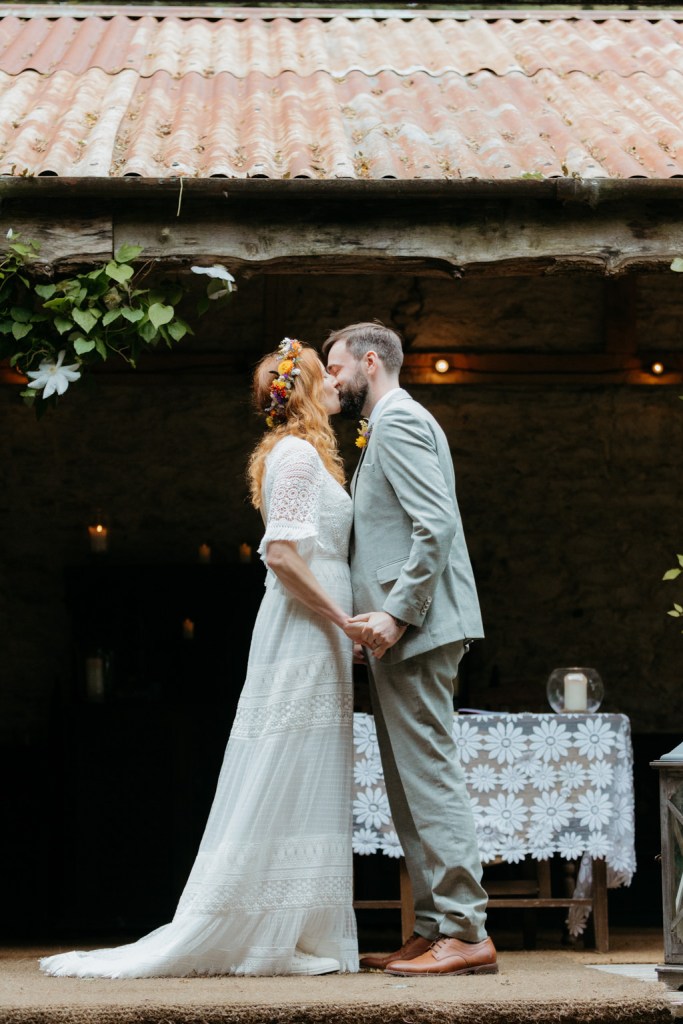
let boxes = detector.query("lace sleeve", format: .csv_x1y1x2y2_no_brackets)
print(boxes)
257,438,324,564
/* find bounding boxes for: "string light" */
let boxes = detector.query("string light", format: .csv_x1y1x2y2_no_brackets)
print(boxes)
650,361,665,376
434,358,450,374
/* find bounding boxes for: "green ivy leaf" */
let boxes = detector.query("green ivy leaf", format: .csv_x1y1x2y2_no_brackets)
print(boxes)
677,554,683,567
11,322,31,340
10,306,31,323
102,308,122,326
167,320,187,342
54,315,73,335
0,320,13,334
138,320,158,342
671,257,683,273
115,244,143,264
668,610,681,618
663,568,682,581
72,308,97,334
94,337,108,360
105,261,134,284
675,603,683,613
121,306,144,323
148,303,174,329
34,283,57,299
73,337,96,355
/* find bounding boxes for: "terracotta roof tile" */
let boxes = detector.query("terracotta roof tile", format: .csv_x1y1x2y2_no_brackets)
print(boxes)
1,10,683,179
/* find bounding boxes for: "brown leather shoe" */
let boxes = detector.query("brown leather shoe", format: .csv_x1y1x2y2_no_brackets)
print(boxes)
359,933,432,971
384,935,498,976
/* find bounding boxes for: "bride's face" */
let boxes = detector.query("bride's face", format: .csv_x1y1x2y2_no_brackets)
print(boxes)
321,364,341,416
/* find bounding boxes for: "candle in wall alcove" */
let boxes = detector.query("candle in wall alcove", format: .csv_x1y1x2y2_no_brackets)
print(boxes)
239,542,252,563
563,670,588,711
198,543,211,564
88,523,108,552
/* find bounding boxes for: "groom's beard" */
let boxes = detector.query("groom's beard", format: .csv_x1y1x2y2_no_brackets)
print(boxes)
338,372,368,420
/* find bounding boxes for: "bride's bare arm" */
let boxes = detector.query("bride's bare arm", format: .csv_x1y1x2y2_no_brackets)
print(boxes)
265,540,362,638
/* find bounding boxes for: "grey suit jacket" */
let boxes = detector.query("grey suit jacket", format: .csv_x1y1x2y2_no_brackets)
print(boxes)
350,388,484,665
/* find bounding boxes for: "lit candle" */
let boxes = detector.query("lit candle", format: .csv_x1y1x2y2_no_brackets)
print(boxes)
85,656,105,701
182,618,195,640
239,542,252,563
88,523,108,553
564,670,588,711
198,543,211,564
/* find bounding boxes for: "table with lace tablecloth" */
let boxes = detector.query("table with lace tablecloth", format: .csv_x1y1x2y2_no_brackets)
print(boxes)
352,711,636,949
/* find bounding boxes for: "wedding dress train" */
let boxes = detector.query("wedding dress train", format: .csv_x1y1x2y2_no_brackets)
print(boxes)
40,436,359,977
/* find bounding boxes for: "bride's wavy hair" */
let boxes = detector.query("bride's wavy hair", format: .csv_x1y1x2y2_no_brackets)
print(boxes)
247,343,346,510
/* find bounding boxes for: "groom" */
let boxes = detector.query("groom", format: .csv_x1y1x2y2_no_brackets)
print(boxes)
324,321,497,977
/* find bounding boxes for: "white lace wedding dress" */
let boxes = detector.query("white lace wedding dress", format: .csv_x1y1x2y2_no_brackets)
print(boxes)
40,436,359,978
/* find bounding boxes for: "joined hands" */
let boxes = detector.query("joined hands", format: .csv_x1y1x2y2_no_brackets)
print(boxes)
344,610,407,659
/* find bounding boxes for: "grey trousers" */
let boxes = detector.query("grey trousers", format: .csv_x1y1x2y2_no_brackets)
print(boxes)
366,640,489,942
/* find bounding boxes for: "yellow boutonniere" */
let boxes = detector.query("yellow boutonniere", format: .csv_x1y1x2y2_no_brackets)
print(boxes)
356,418,370,448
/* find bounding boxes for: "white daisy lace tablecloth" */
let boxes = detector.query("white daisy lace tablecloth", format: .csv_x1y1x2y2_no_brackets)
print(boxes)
352,711,636,937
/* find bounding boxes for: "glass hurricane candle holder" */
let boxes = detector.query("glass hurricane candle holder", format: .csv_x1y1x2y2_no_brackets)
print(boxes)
546,666,604,713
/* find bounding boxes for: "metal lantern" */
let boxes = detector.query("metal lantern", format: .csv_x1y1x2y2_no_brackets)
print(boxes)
651,740,683,989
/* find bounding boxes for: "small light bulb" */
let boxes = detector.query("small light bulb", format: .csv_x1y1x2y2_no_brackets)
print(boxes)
434,358,450,374
650,361,665,376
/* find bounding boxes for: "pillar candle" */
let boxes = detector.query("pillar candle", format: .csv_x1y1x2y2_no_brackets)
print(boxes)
564,670,588,711
88,524,108,553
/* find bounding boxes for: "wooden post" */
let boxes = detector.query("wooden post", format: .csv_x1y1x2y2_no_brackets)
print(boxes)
399,858,415,942
591,857,610,953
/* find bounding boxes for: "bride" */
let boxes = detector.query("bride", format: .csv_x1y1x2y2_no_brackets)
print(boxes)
40,339,360,978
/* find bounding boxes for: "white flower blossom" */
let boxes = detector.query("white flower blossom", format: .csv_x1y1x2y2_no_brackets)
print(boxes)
613,763,632,793
530,790,573,832
6,227,13,239
485,794,528,834
499,763,529,794
353,757,382,787
352,827,379,855
499,835,527,863
611,794,635,838
557,830,585,860
586,832,612,859
353,716,380,759
557,760,587,792
528,718,573,762
190,264,237,298
26,349,81,399
528,761,558,792
482,720,527,765
586,759,614,789
452,718,484,764
574,719,616,761
353,786,391,830
574,789,613,830
527,824,555,860
380,830,403,859
467,763,499,793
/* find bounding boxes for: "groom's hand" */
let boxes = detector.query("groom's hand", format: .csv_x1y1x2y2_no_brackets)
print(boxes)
348,610,406,658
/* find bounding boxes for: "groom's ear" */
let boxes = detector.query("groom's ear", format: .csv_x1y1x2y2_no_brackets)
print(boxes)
365,350,380,374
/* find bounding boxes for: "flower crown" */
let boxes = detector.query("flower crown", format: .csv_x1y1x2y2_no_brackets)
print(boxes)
265,337,303,428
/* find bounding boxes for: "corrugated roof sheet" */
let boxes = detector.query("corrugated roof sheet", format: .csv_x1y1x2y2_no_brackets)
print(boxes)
1,10,683,179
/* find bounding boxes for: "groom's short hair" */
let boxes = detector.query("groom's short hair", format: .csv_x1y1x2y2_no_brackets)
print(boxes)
323,321,404,373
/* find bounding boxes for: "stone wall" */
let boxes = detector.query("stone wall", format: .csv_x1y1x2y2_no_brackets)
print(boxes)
1,270,682,742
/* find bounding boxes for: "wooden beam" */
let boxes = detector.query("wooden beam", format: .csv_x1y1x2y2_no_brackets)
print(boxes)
109,206,683,278
3,198,683,277
400,351,683,386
